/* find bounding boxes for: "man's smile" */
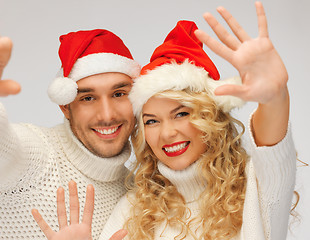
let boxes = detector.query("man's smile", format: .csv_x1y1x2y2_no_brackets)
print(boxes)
92,125,122,139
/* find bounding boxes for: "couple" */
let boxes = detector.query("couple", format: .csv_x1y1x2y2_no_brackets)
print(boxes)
0,2,296,240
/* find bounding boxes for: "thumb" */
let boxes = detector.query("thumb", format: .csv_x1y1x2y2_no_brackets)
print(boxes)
214,84,247,99
0,79,21,96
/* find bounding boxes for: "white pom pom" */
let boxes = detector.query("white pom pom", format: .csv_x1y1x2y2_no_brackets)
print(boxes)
47,77,78,105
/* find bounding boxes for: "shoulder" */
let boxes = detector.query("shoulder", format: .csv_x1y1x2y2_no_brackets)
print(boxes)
99,192,136,240
115,192,135,209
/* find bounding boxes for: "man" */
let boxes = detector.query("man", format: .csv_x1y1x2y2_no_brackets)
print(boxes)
0,29,140,240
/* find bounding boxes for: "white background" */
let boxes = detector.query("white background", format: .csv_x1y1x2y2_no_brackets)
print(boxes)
0,0,309,239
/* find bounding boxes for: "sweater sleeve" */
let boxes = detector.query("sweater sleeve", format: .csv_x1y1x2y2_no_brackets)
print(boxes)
247,121,296,240
0,102,48,190
99,194,131,240
0,102,27,183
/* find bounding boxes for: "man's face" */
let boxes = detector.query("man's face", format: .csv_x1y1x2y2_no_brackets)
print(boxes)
60,72,135,158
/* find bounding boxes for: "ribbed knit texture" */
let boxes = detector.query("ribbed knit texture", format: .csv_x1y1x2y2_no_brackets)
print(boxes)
99,118,296,240
245,122,296,240
157,160,206,204
0,102,130,240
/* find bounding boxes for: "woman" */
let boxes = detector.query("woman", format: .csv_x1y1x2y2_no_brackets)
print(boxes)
100,2,296,240
32,2,296,240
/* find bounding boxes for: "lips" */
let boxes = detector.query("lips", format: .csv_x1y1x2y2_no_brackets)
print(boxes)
162,141,190,157
93,125,122,139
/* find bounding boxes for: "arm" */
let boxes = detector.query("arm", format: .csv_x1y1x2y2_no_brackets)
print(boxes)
195,2,296,239
248,2,290,146
0,35,25,183
248,122,296,240
0,103,25,182
194,1,290,146
251,88,289,146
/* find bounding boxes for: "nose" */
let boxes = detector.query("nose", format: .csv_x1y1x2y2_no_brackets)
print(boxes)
96,98,116,123
159,120,178,140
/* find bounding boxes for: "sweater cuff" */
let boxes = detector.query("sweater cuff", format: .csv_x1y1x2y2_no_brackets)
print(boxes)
248,118,296,200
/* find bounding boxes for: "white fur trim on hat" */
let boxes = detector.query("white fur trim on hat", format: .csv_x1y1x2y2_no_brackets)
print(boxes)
129,60,245,116
69,52,141,81
48,52,141,105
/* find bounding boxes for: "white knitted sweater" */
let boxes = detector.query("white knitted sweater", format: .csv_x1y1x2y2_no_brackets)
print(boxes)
0,102,130,240
100,123,296,240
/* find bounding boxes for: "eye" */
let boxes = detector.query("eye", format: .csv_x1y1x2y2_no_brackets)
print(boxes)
113,91,126,98
175,111,189,118
144,119,158,125
81,96,95,102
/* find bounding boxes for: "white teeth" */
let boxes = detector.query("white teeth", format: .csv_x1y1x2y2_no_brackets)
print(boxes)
164,142,187,153
95,127,118,135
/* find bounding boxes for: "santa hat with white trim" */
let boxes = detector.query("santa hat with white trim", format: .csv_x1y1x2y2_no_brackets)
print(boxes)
129,20,244,117
48,29,141,105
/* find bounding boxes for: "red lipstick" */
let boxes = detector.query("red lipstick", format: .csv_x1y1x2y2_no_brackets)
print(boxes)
162,141,189,157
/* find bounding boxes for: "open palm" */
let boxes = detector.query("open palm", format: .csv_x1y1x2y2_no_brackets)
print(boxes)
32,181,128,240
195,2,288,104
32,181,94,240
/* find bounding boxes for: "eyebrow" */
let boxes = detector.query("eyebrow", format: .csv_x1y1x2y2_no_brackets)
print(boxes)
77,88,94,94
142,104,185,118
77,81,132,94
112,82,132,90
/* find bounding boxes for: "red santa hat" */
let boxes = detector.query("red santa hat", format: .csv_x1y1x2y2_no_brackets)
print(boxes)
129,20,244,116
48,29,141,105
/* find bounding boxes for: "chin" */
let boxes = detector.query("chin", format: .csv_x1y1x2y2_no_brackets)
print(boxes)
97,143,128,158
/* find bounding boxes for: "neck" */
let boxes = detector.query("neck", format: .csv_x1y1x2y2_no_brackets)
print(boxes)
58,118,131,182
157,160,206,203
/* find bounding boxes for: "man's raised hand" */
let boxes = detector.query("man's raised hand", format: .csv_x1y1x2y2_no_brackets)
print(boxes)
32,181,94,240
0,36,21,96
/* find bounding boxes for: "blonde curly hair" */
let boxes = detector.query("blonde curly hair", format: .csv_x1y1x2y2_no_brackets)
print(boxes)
124,89,248,239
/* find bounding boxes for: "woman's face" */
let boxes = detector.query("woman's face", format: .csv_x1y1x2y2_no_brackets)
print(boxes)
142,96,207,170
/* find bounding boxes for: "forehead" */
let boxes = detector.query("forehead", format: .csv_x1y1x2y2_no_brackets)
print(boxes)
142,96,182,114
77,72,133,91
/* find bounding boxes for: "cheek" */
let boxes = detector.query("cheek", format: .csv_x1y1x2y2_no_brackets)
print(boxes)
74,109,94,124
194,132,207,153
144,129,157,150
118,100,134,117
70,102,93,116
144,129,152,146
187,124,206,147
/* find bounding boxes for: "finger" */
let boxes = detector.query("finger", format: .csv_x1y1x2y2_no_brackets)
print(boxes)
0,80,21,96
82,184,95,226
214,84,248,99
0,36,13,79
69,180,80,224
216,6,251,42
56,187,68,229
255,1,269,38
194,29,234,64
109,229,128,240
202,12,240,50
31,209,55,239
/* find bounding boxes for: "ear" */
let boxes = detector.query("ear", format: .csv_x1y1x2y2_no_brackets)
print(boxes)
59,104,70,120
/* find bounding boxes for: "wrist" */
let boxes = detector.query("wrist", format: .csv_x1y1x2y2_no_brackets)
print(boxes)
260,85,289,108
